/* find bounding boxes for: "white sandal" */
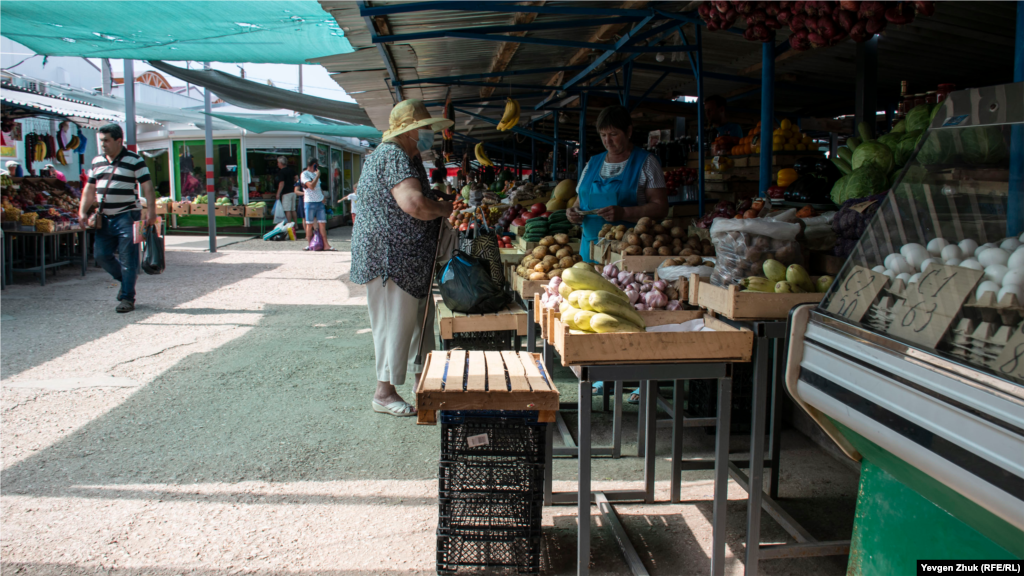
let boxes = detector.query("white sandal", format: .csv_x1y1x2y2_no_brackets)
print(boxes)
372,400,417,417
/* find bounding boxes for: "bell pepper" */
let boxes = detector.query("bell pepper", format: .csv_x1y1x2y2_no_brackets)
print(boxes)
776,168,798,187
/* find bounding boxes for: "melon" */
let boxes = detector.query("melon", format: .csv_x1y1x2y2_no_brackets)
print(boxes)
553,179,577,202
546,197,567,211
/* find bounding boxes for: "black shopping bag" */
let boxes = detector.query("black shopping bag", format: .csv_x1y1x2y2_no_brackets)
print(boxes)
439,250,510,314
141,225,165,275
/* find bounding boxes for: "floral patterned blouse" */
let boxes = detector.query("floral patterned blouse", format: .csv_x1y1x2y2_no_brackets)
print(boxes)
350,142,441,299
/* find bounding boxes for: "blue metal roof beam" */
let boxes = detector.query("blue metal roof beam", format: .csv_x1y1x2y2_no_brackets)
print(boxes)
558,14,655,93
394,66,586,86
359,2,654,18
452,132,517,157
422,92,550,106
371,16,644,44
413,30,692,52
412,80,626,91
454,107,572,146
359,0,401,102
653,8,745,35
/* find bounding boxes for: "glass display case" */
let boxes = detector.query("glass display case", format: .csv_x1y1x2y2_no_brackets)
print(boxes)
819,82,1023,384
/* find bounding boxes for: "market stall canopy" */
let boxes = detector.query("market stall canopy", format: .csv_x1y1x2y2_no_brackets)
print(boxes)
38,84,235,130
147,60,374,126
0,0,354,64
206,113,382,140
1,86,159,126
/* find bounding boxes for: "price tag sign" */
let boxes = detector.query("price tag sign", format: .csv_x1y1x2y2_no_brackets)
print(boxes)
992,326,1024,382
887,264,983,349
824,265,889,323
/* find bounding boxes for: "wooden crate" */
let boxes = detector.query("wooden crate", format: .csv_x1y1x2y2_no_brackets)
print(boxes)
517,235,581,254
500,247,525,264
245,205,267,218
514,273,546,300
171,202,191,216
688,274,824,321
415,350,559,424
225,205,245,216
436,300,529,340
591,240,612,265
190,204,208,216
551,311,752,366
609,251,671,273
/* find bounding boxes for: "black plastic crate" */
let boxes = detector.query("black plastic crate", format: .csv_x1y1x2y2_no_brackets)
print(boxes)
440,330,515,351
439,492,543,530
439,458,545,495
440,416,547,463
437,525,542,575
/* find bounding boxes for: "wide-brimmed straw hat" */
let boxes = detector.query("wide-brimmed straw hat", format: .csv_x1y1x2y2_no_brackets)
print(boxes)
382,99,453,141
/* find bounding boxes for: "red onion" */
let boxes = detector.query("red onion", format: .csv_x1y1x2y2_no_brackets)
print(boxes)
764,16,781,29
913,1,935,16
713,0,730,13
603,263,619,279
625,288,640,304
722,10,738,27
666,300,682,311
829,29,848,44
804,16,820,34
803,0,819,16
634,303,647,311
857,1,884,19
776,9,792,24
779,1,792,8
765,4,779,17
653,280,668,292
865,16,887,34
839,0,859,10
707,20,720,31
789,13,807,31
818,15,838,36
792,1,806,15
749,8,767,23
743,26,756,41
836,9,857,30
808,32,828,47
736,1,753,14
848,19,870,41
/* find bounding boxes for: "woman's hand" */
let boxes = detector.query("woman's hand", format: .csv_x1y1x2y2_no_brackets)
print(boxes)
566,206,583,224
596,205,625,222
436,200,454,219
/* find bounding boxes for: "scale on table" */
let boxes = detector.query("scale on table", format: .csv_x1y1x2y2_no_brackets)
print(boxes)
785,82,1024,571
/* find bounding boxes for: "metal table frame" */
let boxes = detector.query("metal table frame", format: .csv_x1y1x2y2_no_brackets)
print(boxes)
547,361,734,576
2,228,89,286
713,317,851,575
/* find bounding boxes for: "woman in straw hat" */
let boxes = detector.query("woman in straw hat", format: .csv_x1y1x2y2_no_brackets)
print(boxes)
350,99,454,417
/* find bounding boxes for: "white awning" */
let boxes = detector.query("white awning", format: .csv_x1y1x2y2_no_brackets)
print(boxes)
1,87,159,125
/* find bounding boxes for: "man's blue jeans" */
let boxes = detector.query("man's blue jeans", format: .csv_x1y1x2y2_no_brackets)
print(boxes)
94,210,140,303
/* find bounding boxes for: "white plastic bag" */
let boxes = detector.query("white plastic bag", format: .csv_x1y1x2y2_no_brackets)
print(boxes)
272,200,286,224
656,263,714,282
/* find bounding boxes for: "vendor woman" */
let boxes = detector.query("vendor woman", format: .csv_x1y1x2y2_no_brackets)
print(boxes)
567,105,669,263
567,105,669,401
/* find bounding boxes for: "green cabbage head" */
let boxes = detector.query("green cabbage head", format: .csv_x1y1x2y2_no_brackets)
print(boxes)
852,141,895,174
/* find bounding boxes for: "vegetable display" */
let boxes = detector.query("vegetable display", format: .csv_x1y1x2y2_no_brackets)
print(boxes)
516,236,583,281
601,216,716,257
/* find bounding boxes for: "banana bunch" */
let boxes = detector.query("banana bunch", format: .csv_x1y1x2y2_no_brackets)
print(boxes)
474,142,493,167
34,141,46,162
496,97,520,131
57,150,67,165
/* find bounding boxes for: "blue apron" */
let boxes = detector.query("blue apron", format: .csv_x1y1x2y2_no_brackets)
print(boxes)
578,147,648,263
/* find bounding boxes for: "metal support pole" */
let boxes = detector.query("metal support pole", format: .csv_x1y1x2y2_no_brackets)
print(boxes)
744,337,770,574
577,376,592,576
101,59,112,95
204,62,217,253
298,64,303,94
758,41,775,197
1008,1,1024,236
711,376,732,576
696,26,705,215
123,60,137,152
553,113,559,182
531,121,537,183
855,36,878,138
621,62,632,107
578,92,588,180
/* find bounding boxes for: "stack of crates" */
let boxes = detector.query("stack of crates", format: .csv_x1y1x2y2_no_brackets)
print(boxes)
436,410,547,575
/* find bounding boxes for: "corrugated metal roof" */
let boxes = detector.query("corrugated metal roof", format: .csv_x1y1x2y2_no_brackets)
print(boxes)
316,1,1019,154
1,85,160,124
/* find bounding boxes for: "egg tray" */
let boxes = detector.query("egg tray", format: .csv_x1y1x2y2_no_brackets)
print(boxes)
961,291,1024,327
863,294,901,333
944,318,1020,369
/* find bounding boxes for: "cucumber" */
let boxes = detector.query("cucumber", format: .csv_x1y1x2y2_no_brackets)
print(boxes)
831,156,853,176
846,137,861,151
837,146,853,164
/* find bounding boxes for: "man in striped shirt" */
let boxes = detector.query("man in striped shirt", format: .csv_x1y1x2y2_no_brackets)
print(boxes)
79,123,156,313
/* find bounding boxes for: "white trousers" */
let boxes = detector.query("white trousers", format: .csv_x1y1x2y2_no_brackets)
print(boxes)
365,277,435,387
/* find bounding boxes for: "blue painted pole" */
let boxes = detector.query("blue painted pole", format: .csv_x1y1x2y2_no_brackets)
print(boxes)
531,121,537,183
553,113,559,182
579,92,588,181
696,26,705,216
1008,1,1023,236
758,41,775,197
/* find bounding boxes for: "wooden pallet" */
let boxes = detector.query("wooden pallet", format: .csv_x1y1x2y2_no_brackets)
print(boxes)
415,350,559,424
688,274,824,321
436,300,528,340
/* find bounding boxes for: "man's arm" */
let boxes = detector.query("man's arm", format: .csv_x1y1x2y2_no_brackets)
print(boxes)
392,177,453,221
276,179,285,199
79,182,96,228
141,180,157,226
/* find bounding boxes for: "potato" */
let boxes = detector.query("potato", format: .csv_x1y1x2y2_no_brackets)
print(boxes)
652,240,664,250
548,268,564,279
681,248,696,257
635,222,650,235
554,233,570,246
524,257,540,269
534,261,552,273
658,246,672,256
653,224,667,235
517,266,527,277
555,247,573,259
670,226,685,238
672,245,683,255
655,234,670,245
601,224,612,232
573,255,583,263
703,245,715,256
614,224,628,232
642,247,656,256
661,258,677,268
625,233,641,246
684,255,702,266
559,256,575,269
540,236,557,247
542,255,558,265
660,219,674,230
598,230,607,238
686,239,701,250
704,261,714,267
637,216,653,229
529,271,548,281
624,245,642,255
672,237,684,248
614,230,625,241
532,245,549,259
640,234,654,247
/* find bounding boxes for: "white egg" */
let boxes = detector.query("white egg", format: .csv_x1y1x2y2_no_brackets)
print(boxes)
884,253,899,270
940,244,963,261
945,258,962,266
1008,248,1024,270
1000,238,1021,252
887,254,913,275
978,248,1009,267
960,258,984,271
975,280,1000,300
1001,269,1024,288
958,238,979,256
998,284,1023,304
905,246,930,271
872,265,887,274
976,242,997,257
919,258,943,273
882,269,896,281
901,242,926,260
908,273,921,284
896,273,912,283
926,238,949,257
983,264,1008,285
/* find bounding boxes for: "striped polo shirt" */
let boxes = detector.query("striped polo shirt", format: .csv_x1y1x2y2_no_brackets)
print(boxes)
87,149,151,215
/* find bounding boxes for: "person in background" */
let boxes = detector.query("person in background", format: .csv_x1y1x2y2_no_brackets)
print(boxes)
43,164,67,182
299,159,334,251
3,161,20,177
78,123,156,314
566,105,668,401
340,183,358,225
274,156,297,226
704,94,745,140
350,99,454,417
430,168,453,198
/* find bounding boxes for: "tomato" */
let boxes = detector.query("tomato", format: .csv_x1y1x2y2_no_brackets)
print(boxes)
522,212,535,221
540,211,551,218
511,218,526,226
458,223,468,231
501,236,512,244
530,203,546,215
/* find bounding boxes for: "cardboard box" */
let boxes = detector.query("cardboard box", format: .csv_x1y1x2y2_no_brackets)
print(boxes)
190,204,208,216
226,205,245,217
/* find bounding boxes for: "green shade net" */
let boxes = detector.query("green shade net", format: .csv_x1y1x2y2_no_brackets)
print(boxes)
0,1,353,64
209,113,382,140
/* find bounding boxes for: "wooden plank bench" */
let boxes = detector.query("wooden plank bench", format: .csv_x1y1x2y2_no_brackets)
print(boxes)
435,300,529,350
415,350,559,425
